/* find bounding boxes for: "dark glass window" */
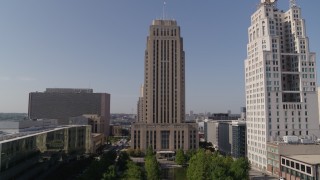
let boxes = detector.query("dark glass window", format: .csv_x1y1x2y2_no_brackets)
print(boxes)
307,166,311,174
291,161,295,168
286,160,290,166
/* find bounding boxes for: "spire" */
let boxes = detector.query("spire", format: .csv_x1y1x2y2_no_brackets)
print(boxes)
162,0,166,20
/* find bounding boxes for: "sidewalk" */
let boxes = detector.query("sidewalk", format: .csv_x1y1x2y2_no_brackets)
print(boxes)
249,169,278,180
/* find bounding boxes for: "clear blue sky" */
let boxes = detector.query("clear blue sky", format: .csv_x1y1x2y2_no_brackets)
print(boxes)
0,0,319,114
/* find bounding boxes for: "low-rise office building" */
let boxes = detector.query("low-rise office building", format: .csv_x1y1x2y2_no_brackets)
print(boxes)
0,125,91,180
280,155,320,180
267,140,320,178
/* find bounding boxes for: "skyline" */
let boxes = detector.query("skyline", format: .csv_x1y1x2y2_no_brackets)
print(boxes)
0,0,319,114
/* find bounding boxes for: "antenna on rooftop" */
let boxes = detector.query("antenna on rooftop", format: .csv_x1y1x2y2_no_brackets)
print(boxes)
162,0,166,20
290,0,297,7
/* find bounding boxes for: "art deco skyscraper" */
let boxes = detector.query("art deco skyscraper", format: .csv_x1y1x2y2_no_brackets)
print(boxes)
245,0,319,170
143,20,185,124
132,19,198,153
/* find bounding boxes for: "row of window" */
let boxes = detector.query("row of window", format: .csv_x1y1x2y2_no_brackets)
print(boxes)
281,157,312,175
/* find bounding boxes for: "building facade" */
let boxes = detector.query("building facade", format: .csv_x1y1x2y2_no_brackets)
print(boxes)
245,0,319,170
280,155,320,180
267,141,320,177
206,120,246,158
28,88,110,136
131,19,198,153
0,125,91,179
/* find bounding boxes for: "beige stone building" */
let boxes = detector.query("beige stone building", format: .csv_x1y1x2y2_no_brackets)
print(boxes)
131,19,198,154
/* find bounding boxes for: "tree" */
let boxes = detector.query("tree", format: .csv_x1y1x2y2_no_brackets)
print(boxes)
102,165,117,180
210,155,233,180
230,157,250,180
127,148,135,157
146,146,154,157
145,154,160,180
79,150,117,180
134,148,143,157
175,149,186,165
117,151,130,172
187,150,251,180
186,149,212,180
185,149,196,162
123,161,144,180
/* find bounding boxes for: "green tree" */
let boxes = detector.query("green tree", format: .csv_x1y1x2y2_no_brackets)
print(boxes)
175,149,186,165
211,155,233,180
146,146,154,157
117,151,130,172
134,148,143,157
127,148,135,156
145,155,160,180
186,149,212,180
230,157,250,180
185,149,196,162
123,161,144,180
79,151,117,180
102,165,117,180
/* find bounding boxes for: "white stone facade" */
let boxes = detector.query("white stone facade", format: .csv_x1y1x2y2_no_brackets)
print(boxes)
245,1,319,170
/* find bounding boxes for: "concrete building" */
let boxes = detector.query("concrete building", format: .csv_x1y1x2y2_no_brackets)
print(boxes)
0,119,58,134
267,139,320,177
245,0,319,170
131,19,198,154
208,112,240,120
206,120,246,158
280,155,320,180
0,125,91,180
28,88,110,136
110,125,129,137
136,85,144,122
70,114,105,135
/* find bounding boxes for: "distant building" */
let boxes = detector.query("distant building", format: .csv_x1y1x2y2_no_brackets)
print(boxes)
131,19,198,154
136,85,144,123
28,88,110,136
70,114,105,135
208,112,240,120
206,120,246,158
110,125,129,137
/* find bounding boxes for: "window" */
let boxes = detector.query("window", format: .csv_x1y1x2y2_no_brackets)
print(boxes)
161,131,170,149
291,161,295,168
307,166,311,174
286,160,290,166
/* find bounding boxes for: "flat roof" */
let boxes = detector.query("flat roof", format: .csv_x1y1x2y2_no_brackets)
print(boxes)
0,125,89,144
287,155,320,165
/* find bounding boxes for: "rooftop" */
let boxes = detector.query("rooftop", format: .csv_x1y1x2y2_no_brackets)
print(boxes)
152,19,177,26
0,125,89,144
287,155,320,165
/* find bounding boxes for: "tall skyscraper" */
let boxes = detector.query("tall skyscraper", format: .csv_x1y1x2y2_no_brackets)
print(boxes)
131,19,198,153
245,0,319,170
